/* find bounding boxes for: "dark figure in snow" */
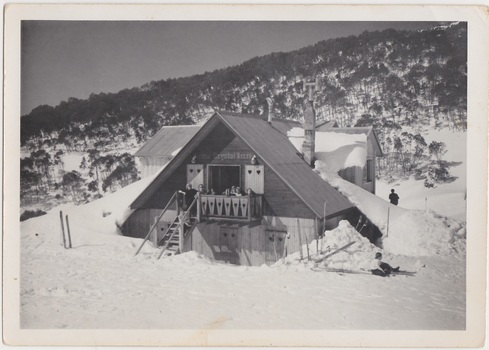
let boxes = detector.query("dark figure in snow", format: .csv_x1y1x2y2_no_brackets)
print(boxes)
179,183,198,214
371,252,399,277
389,189,399,205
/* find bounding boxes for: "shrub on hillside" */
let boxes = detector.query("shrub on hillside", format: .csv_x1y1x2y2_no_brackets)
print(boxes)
20,209,47,222
424,162,451,188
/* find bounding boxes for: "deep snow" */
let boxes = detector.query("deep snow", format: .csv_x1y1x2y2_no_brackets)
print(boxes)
16,129,469,339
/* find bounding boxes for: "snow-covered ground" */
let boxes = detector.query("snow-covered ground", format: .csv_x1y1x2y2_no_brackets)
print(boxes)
14,129,471,341
19,190,466,331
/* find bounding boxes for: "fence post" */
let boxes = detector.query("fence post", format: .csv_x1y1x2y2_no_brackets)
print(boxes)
386,207,390,238
297,219,303,261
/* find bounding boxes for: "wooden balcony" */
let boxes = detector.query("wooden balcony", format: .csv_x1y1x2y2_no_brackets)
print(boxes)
199,193,263,221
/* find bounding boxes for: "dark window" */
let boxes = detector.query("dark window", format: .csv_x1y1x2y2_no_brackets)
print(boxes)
208,165,241,195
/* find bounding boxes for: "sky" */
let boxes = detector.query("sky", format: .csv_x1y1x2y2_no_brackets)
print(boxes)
21,21,440,115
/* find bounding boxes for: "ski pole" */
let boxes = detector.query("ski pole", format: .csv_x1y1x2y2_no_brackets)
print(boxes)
359,219,369,233
65,214,73,249
59,211,67,249
355,215,363,230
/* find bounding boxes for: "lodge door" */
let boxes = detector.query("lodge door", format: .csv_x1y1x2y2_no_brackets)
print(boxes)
219,227,239,264
265,231,286,265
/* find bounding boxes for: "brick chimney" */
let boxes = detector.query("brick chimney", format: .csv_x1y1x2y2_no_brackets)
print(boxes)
302,77,320,167
302,100,316,166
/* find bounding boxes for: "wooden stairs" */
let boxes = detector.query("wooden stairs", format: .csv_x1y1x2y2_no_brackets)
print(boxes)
156,216,181,258
134,191,199,259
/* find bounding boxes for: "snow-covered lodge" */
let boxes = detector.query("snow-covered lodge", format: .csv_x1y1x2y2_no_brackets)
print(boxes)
123,100,383,265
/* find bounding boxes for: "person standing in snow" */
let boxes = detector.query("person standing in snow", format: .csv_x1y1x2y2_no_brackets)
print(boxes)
370,252,399,277
389,189,399,205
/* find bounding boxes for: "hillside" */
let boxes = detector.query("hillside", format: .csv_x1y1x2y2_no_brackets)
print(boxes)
20,22,467,213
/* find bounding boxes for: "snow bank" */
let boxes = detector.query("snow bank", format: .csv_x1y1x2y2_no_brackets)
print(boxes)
316,170,466,257
383,209,466,256
275,221,380,272
310,133,466,258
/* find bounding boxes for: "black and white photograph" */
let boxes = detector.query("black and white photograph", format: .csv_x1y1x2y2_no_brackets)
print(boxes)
3,3,487,347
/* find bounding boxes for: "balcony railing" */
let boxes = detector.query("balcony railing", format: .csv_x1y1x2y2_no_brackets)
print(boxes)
199,193,263,220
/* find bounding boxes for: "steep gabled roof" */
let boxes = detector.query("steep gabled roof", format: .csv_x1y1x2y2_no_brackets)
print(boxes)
134,125,201,157
131,111,354,219
217,112,353,218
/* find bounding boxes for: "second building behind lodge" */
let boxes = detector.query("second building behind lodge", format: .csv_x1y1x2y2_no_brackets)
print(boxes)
123,110,383,265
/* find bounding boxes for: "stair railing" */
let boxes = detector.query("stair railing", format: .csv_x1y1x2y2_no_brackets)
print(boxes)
156,217,181,259
179,194,200,251
134,191,178,256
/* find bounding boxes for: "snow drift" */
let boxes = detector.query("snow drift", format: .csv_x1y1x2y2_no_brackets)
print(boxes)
288,127,466,258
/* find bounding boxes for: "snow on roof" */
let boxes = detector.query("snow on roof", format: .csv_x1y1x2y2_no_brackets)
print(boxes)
112,163,170,227
288,127,368,172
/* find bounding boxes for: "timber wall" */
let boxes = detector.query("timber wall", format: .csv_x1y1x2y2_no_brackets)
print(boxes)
138,156,172,178
183,213,345,266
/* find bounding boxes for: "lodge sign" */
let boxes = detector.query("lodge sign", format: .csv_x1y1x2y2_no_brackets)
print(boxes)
200,152,254,161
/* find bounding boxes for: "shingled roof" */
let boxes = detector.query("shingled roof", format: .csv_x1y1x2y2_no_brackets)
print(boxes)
134,125,201,157
131,111,354,219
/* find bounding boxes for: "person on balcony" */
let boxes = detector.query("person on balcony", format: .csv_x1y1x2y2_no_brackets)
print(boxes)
179,183,198,215
234,187,244,196
197,184,207,195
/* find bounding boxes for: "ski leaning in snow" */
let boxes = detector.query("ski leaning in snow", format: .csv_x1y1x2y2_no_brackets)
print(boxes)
314,241,356,263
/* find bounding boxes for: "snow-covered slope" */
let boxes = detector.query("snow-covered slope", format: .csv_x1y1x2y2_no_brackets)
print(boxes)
377,130,467,221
